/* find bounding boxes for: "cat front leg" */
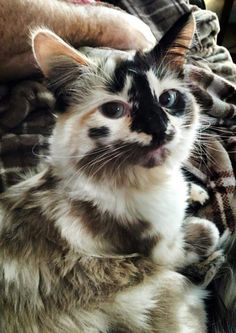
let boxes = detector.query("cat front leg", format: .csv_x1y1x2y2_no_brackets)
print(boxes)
183,216,220,265
180,217,224,286
180,250,225,287
188,182,209,206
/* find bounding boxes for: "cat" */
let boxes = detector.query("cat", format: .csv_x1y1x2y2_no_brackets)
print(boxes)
0,13,221,333
0,0,155,81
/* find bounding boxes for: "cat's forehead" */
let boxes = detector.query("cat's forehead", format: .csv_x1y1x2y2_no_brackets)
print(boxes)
76,47,183,104
79,47,135,60
80,47,179,84
104,53,182,96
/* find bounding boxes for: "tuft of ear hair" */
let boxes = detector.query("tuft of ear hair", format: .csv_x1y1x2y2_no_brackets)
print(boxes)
150,13,195,68
32,29,96,112
32,28,93,76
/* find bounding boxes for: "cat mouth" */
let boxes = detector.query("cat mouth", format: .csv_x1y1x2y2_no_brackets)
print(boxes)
140,145,169,168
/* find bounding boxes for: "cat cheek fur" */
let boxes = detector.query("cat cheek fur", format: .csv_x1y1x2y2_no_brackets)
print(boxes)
164,95,200,165
51,103,155,173
50,89,199,179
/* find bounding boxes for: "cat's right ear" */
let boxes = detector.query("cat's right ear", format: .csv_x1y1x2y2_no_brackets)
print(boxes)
148,13,195,69
32,28,92,76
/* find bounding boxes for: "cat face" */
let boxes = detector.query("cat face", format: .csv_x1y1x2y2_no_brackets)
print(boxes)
33,14,198,183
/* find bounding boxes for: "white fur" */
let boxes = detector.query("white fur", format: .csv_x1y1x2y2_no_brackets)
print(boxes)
58,165,188,266
189,183,209,205
2,261,19,284
112,280,158,330
58,309,109,333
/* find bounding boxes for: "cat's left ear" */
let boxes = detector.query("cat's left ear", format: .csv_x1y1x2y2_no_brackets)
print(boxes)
150,13,195,68
32,28,92,76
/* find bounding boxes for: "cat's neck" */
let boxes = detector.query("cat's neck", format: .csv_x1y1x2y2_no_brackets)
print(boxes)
57,163,179,217
50,162,186,258
3,163,186,260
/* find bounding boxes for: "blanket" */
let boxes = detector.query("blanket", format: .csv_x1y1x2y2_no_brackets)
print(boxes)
0,0,235,235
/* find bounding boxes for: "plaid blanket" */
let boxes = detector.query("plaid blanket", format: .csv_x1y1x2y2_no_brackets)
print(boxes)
0,0,235,235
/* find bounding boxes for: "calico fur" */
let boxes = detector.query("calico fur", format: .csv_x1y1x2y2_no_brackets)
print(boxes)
0,14,221,332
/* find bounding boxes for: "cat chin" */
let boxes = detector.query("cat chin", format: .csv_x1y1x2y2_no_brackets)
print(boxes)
140,147,169,168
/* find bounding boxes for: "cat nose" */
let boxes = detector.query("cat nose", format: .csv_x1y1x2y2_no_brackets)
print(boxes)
131,105,171,144
146,108,168,137
146,111,176,146
147,114,166,133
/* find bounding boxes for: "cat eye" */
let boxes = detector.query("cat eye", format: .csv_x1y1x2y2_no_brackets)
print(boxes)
100,102,127,119
159,89,181,110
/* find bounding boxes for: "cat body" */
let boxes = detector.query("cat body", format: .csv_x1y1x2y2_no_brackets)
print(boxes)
0,166,206,333
0,14,219,332
0,0,155,81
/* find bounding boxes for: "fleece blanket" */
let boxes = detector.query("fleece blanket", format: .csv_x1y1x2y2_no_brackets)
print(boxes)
0,0,235,235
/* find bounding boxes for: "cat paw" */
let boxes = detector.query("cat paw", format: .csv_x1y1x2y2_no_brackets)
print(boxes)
188,183,209,206
201,250,225,287
181,250,225,286
183,217,220,264
0,81,55,129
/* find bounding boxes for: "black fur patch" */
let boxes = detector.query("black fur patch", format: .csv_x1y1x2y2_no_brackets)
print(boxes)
107,60,133,93
108,60,130,93
88,126,110,139
128,72,169,146
149,12,191,63
71,198,160,256
108,55,151,94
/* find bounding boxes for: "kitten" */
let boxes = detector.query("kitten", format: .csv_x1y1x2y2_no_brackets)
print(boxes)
0,0,155,81
0,13,220,333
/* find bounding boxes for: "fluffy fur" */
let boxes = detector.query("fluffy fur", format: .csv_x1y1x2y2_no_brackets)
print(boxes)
0,14,221,332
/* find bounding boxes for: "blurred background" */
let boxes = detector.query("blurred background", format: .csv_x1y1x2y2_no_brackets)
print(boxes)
192,0,236,60
205,0,236,61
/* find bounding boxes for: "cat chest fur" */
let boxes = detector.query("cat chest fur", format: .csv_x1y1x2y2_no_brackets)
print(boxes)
50,165,188,262
0,166,187,264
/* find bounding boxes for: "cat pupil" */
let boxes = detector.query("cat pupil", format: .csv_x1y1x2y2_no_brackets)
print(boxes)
100,102,125,119
159,90,177,108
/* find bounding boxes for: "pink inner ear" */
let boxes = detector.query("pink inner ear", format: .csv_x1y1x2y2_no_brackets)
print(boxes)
33,30,90,76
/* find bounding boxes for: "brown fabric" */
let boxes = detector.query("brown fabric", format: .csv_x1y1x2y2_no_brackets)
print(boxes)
184,65,236,233
0,80,55,191
0,1,235,235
